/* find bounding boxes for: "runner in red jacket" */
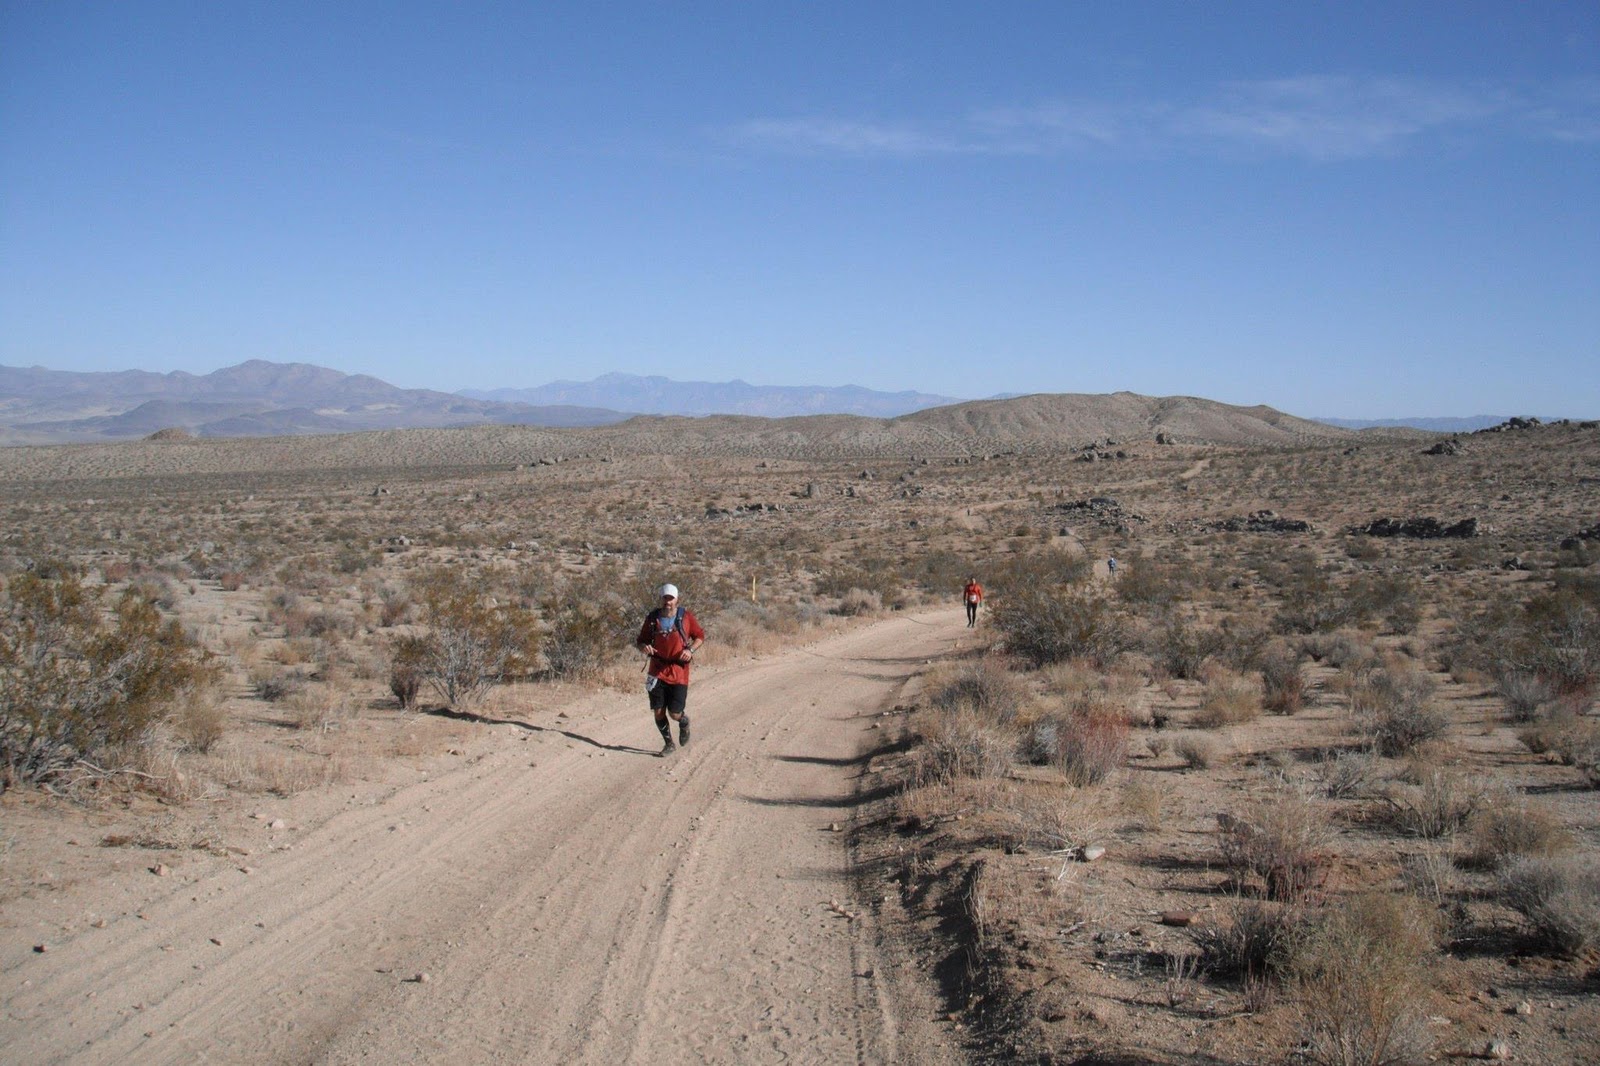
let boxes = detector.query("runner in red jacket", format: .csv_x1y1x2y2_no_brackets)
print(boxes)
635,583,706,756
963,577,984,628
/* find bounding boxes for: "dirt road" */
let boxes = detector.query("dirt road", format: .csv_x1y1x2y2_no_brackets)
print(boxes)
4,610,969,1065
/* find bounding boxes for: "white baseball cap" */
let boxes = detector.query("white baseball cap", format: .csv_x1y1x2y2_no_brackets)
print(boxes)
659,583,679,598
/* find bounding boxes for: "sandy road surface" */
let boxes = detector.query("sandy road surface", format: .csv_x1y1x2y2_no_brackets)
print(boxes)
4,610,968,1065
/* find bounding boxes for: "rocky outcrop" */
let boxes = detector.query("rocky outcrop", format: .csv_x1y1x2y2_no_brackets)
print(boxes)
1476,416,1545,434
1349,517,1481,539
1560,523,1600,551
1211,510,1313,534
1051,497,1146,531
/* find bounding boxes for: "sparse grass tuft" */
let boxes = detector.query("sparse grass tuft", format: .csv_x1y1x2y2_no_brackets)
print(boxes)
1173,732,1219,770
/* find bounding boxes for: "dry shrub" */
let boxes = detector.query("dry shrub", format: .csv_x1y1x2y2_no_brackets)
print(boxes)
816,557,907,610
833,587,882,616
1,570,216,788
987,780,1103,855
1218,791,1332,901
1020,702,1128,785
1120,775,1169,829
911,710,1014,785
1496,669,1555,723
926,658,1027,722
285,685,351,733
388,634,426,709
1400,845,1459,909
540,594,632,681
1194,669,1262,728
1353,662,1446,757
713,600,826,657
377,584,413,627
1307,630,1375,673
1192,898,1303,982
1382,766,1485,839
1288,893,1439,1066
1276,561,1362,634
1318,749,1378,799
1261,644,1307,714
250,665,305,703
1497,855,1600,955
1115,551,1189,606
170,685,227,754
1511,589,1600,697
226,748,348,795
990,582,1131,669
1149,613,1225,680
411,568,540,707
1465,798,1572,870
1516,700,1600,774
121,744,217,805
1174,732,1218,770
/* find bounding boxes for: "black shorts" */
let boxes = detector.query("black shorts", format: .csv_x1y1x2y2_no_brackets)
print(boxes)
648,680,688,716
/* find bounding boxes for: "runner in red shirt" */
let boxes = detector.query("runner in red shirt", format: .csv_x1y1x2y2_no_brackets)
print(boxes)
635,583,706,756
962,576,984,628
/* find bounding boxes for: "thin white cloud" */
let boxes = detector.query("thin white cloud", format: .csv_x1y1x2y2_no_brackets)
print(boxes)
1176,75,1510,159
729,117,964,156
726,76,1598,160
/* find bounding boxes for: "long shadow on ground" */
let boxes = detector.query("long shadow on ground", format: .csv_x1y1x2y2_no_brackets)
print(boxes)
426,706,659,756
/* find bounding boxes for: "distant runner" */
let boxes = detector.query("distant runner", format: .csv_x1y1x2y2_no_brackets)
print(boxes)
635,583,706,756
962,575,984,628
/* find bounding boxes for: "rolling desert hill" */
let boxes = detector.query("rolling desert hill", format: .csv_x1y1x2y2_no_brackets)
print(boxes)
901,391,1356,447
0,390,1368,482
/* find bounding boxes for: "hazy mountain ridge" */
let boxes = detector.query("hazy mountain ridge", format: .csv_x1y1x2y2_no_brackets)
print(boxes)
0,361,629,444
3,360,1397,457
1315,415,1553,433
461,372,963,418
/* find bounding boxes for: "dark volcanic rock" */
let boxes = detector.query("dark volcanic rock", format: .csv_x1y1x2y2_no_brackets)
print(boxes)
1213,510,1313,534
1349,516,1481,539
1560,523,1600,551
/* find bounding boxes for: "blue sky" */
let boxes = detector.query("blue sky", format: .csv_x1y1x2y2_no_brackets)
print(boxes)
1,2,1596,418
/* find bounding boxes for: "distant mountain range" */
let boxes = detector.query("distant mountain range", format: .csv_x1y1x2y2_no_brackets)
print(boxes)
460,373,963,418
0,363,970,445
1313,415,1534,433
0,359,1531,449
0,361,629,445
